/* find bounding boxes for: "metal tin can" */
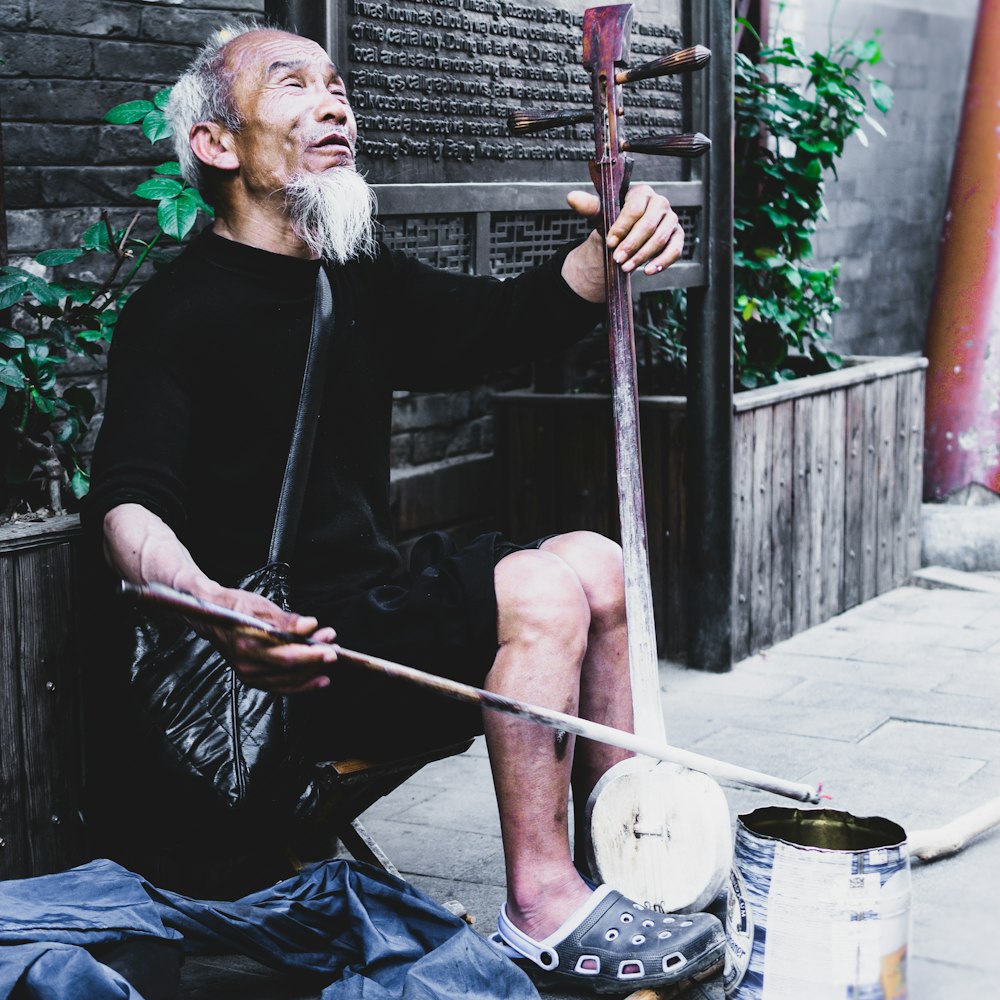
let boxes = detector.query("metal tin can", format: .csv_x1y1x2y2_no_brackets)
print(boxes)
725,807,911,999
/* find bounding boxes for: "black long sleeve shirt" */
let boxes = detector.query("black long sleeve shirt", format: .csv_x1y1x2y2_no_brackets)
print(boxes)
85,229,602,602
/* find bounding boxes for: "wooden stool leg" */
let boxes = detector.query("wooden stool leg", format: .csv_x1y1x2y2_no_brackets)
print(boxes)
337,818,401,879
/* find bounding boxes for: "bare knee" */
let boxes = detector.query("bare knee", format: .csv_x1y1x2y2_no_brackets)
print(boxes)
540,531,625,630
494,549,591,659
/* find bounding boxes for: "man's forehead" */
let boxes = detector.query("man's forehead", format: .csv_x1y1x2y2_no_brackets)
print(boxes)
226,30,340,83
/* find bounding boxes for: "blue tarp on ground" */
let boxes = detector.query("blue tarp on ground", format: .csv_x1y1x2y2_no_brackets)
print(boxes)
0,858,538,1000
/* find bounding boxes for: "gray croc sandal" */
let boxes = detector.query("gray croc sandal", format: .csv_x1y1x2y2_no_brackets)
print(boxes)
489,884,725,995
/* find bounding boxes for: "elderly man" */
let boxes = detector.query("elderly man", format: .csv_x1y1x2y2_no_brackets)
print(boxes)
86,23,722,996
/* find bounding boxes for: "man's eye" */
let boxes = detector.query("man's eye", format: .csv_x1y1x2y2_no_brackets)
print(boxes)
282,78,304,88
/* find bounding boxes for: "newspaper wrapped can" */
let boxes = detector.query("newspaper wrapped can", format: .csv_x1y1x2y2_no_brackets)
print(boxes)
725,807,911,999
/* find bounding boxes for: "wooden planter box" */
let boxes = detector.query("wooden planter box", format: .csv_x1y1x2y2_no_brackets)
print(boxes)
0,514,87,879
495,355,927,662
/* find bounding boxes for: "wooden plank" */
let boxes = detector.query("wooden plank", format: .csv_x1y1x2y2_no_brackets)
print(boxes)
905,370,927,575
823,389,847,616
860,379,880,602
500,401,555,540
731,355,927,411
791,394,813,636
663,410,687,660
808,392,831,627
15,541,85,876
390,455,495,538
842,383,866,610
892,374,911,586
0,514,81,554
875,376,898,595
749,406,773,655
0,550,29,880
556,398,615,539
769,400,794,646
732,410,755,661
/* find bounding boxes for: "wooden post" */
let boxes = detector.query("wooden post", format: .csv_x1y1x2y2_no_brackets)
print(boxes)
685,0,734,672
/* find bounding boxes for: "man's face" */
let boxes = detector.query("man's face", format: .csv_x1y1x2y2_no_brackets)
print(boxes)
224,30,358,194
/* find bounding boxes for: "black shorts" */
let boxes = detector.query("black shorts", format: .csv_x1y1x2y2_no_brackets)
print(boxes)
289,531,543,761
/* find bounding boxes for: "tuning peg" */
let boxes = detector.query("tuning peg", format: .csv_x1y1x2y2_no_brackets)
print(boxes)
507,108,591,135
616,44,711,85
622,132,712,158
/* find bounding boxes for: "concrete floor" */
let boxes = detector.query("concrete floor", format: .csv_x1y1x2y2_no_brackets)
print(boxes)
181,582,1000,999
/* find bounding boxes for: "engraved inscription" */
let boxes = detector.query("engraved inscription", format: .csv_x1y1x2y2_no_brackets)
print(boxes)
344,0,685,183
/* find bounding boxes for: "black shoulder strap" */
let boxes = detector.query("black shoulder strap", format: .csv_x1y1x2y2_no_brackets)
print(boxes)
268,266,334,565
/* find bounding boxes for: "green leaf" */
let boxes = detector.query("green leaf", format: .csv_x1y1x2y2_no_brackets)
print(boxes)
81,220,113,252
55,418,78,444
77,329,107,343
864,112,887,137
23,275,62,307
154,160,182,176
34,247,85,267
0,363,26,388
154,87,172,110
142,108,173,143
63,385,97,420
135,177,184,200
187,187,215,217
854,128,869,148
70,467,90,499
158,190,200,241
0,384,6,409
0,281,25,310
0,329,26,349
104,99,155,124
868,79,894,114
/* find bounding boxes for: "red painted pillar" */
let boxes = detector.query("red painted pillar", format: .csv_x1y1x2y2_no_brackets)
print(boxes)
923,0,1000,500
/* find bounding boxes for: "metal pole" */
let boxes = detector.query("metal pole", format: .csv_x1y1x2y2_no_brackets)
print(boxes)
685,0,734,672
923,0,1000,500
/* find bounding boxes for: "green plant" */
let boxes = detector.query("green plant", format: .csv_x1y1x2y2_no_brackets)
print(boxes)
0,89,211,519
732,20,892,387
637,18,893,390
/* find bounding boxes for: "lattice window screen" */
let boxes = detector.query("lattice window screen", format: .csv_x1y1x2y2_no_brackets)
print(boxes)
489,213,590,277
378,207,700,276
379,215,472,272
489,208,700,277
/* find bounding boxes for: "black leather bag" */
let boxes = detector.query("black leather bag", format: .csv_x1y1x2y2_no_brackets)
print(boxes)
126,268,333,823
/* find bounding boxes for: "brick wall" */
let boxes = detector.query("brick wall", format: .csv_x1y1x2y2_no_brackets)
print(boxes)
772,0,978,357
0,0,502,540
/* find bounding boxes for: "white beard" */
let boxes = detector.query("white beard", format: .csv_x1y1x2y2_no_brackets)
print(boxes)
284,168,377,265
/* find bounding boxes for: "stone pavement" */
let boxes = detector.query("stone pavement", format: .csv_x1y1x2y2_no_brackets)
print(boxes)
181,582,1000,999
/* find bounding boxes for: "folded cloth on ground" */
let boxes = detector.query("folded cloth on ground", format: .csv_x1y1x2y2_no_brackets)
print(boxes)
0,857,539,1000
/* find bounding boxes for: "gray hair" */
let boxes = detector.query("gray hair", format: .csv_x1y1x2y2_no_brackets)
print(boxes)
166,19,265,198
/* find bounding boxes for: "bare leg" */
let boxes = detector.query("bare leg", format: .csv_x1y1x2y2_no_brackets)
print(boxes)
486,532,634,940
540,532,634,862
485,548,593,940
540,532,634,804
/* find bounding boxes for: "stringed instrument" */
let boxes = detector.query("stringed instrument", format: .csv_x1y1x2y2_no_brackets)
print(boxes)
507,3,731,913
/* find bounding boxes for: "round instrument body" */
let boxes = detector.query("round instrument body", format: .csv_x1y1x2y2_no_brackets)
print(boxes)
585,757,732,914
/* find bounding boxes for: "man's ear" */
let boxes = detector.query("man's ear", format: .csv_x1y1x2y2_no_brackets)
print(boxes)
189,121,240,172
